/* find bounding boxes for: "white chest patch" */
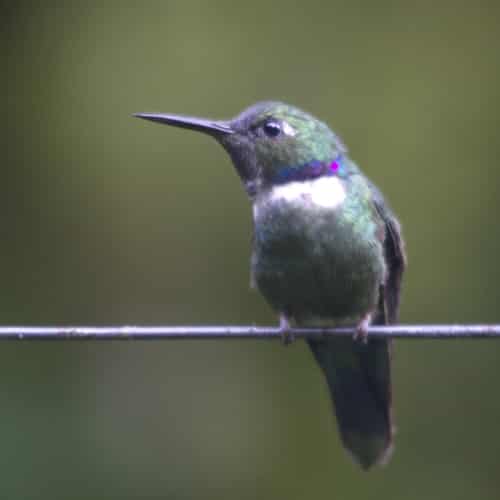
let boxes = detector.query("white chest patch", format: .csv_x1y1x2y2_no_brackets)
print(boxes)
269,176,346,209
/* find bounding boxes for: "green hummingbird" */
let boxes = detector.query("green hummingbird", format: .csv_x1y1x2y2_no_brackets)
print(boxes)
134,102,406,469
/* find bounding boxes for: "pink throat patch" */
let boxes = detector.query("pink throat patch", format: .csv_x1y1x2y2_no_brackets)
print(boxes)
329,160,340,172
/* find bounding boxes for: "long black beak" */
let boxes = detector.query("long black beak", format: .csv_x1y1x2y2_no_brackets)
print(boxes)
133,112,234,136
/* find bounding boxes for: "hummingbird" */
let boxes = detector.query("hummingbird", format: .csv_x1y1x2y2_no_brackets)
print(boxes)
134,102,406,469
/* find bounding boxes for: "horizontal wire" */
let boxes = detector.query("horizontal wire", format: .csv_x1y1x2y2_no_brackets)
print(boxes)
0,325,498,340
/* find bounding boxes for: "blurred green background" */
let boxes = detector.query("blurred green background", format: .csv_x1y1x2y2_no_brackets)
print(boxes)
2,1,500,499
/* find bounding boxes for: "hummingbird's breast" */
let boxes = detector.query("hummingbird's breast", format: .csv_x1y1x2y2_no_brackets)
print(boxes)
251,174,386,323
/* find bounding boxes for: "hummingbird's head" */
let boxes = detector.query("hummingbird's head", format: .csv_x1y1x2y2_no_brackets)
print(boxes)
134,101,347,197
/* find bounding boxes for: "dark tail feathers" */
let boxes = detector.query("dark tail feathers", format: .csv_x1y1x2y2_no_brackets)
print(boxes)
307,336,393,469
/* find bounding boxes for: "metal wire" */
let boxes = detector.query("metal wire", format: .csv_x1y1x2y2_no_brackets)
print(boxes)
0,325,498,340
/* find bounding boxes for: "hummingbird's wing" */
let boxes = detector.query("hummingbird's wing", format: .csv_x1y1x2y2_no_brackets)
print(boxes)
370,183,407,324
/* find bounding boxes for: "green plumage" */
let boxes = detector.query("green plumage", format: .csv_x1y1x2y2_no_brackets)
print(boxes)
252,169,385,322
251,160,398,468
134,101,406,470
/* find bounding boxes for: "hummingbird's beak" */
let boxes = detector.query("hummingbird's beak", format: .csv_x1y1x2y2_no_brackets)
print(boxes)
133,112,234,136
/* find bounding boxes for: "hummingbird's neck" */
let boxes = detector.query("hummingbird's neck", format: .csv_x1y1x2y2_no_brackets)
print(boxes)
272,153,346,185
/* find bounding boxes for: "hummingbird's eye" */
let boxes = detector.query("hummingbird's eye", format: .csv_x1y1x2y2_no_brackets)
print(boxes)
262,120,282,138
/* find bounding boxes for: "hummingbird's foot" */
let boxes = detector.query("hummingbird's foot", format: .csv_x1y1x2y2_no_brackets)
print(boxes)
279,314,295,346
353,313,372,344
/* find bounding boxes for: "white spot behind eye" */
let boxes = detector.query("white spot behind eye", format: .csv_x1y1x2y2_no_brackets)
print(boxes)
282,121,296,137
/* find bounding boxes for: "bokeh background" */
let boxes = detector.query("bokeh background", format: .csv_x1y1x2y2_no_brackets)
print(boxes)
3,2,500,499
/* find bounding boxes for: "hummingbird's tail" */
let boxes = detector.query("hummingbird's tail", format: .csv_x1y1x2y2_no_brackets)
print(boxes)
307,335,393,469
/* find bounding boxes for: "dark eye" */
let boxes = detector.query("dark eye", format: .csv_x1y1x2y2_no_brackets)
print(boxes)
262,120,282,138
